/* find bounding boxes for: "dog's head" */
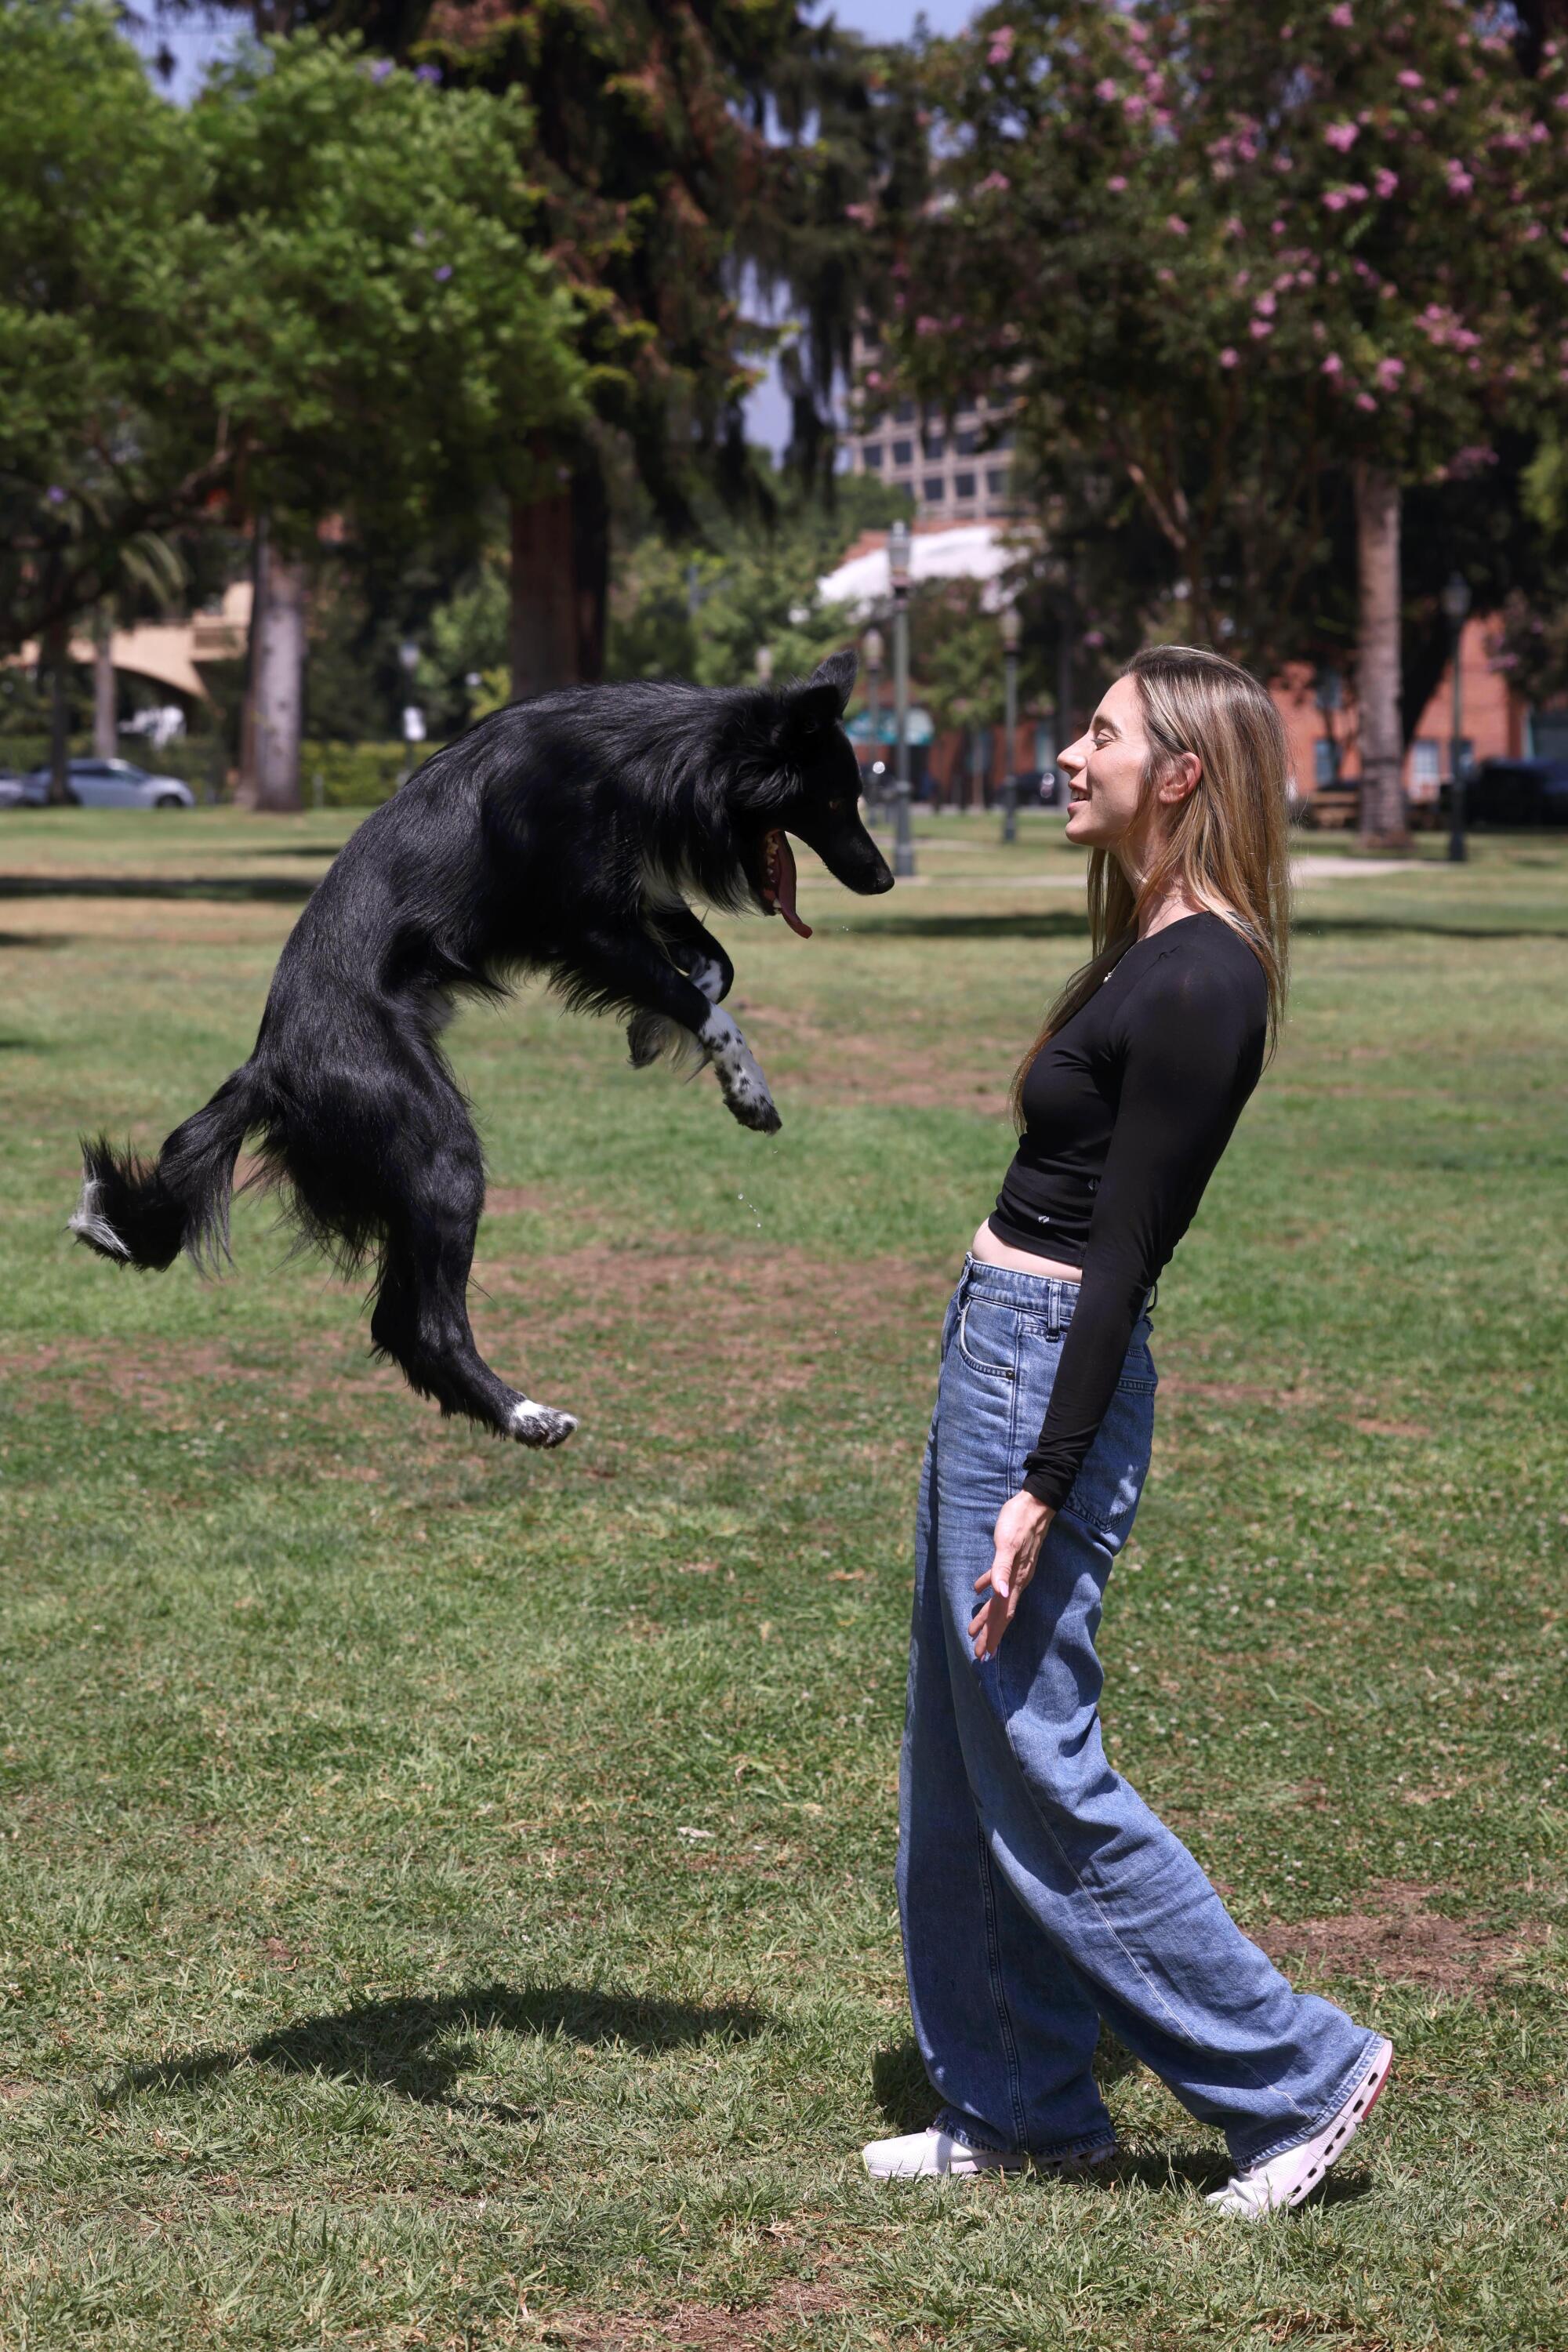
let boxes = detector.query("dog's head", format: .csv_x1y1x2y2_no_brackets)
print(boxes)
735,650,894,936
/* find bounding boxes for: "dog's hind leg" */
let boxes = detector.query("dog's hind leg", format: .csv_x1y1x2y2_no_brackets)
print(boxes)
367,1120,577,1450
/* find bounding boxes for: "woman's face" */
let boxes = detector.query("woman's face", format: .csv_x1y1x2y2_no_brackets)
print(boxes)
1057,673,1198,864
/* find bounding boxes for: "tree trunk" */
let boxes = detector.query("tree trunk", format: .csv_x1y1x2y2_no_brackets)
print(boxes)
45,616,71,805
509,456,608,701
242,521,307,813
93,611,117,759
510,485,576,701
1353,463,1410,849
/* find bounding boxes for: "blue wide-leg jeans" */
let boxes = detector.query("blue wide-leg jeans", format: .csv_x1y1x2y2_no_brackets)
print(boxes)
897,1256,1382,2171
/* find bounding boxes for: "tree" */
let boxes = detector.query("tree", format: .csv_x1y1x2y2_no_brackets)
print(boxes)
177,31,588,804
0,3,222,684
880,0,1568,844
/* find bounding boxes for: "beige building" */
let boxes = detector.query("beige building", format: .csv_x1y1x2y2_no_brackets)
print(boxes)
845,327,1019,523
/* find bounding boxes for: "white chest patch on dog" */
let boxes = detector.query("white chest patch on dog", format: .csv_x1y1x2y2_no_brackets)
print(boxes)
699,1007,781,1134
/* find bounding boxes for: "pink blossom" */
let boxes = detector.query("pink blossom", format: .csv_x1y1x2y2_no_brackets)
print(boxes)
1249,317,1274,339
1094,78,1120,101
975,172,1011,194
915,315,941,336
865,370,883,390
1330,0,1353,21
1374,356,1406,389
1322,353,1344,376
1167,214,1189,235
1151,107,1173,127
1444,163,1475,194
1396,69,1423,89
1272,217,1287,235
987,25,1014,65
1419,97,1437,114
1325,122,1359,151
1254,291,1277,315
1232,269,1251,292
1372,167,1399,198
1219,347,1240,368
1355,392,1377,410
1123,92,1147,118
1156,267,1175,284
1107,175,1128,193
1225,215,1245,238
844,202,876,225
1523,222,1543,241
1083,630,1106,650
1323,188,1351,211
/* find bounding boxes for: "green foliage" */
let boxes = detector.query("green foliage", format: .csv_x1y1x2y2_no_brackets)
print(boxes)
178,31,590,554
606,469,914,687
0,7,591,649
880,0,1568,672
296,739,445,806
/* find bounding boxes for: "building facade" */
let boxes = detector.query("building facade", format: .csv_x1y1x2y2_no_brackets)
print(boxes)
845,328,1018,524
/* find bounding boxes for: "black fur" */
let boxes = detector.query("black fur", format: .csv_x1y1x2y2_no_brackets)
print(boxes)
69,651,891,1447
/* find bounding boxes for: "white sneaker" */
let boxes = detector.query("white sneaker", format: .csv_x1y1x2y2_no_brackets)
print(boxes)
1206,2035,1394,2220
862,2127,1115,2180
862,2127,1018,2179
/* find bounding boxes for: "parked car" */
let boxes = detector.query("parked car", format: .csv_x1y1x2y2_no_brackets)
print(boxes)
13,757,195,810
1461,757,1568,828
0,772,25,810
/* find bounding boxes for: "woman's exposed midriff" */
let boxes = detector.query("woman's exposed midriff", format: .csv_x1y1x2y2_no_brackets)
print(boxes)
968,1215,1083,1285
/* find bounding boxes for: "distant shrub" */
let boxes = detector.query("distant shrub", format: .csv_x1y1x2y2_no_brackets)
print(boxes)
299,742,447,808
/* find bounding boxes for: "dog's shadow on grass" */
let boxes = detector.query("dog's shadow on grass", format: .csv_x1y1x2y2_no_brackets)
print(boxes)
869,2034,1374,2209
103,1982,765,2124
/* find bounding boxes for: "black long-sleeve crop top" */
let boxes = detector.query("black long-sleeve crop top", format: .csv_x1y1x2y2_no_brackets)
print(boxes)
989,910,1269,1512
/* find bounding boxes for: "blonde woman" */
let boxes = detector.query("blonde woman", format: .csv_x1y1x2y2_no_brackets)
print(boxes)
864,646,1392,2219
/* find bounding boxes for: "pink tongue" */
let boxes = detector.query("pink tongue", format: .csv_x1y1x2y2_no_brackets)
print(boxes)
774,833,811,938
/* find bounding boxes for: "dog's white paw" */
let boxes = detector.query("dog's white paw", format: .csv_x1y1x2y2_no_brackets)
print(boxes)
510,1398,579,1449
699,1009,781,1135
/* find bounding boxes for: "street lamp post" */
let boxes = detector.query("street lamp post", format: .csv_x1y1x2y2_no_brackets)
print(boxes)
1000,603,1022,845
862,622,885,825
1441,572,1471,865
887,520,915,879
755,643,774,688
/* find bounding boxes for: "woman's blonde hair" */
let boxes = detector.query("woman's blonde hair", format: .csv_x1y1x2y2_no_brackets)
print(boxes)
1011,643,1293,1124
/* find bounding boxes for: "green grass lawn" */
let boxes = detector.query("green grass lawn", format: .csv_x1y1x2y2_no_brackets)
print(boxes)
1,805,1564,2350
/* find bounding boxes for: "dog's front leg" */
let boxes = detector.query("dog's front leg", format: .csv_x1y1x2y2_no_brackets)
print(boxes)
627,910,734,1067
574,934,780,1134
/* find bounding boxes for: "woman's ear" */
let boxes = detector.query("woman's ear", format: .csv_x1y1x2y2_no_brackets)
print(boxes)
1160,750,1203,804
777,648,858,748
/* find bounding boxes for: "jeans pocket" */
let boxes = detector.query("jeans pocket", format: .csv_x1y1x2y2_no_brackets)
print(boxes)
956,1298,1018,1381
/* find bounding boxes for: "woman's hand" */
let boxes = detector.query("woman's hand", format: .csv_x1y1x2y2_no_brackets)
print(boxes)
970,1490,1054,1661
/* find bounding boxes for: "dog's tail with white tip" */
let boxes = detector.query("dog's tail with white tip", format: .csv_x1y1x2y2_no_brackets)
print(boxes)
71,1066,262,1274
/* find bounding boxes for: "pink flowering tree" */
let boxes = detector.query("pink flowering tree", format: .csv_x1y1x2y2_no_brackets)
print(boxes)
878,0,1568,844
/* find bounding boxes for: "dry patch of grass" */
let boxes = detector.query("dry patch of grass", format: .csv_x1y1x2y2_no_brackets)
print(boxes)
1258,1881,1552,1996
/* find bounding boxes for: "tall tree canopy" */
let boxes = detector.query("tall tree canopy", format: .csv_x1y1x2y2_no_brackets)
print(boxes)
878,0,1568,839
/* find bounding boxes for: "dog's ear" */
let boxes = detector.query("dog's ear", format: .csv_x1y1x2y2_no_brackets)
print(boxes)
778,648,858,749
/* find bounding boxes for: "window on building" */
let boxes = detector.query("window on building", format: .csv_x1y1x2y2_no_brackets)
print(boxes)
924,434,946,459
1410,739,1441,786
895,400,916,423
955,429,978,456
953,471,977,500
1313,738,1340,786
891,439,913,466
986,469,1008,495
923,477,946,503
993,427,1015,451
862,444,883,470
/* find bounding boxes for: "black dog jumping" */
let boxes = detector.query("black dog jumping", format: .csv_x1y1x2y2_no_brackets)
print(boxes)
70,650,891,1446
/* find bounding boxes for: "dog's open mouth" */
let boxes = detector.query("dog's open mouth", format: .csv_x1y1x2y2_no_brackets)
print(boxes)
760,828,812,938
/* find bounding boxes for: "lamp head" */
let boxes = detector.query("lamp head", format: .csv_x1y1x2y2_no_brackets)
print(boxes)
887,519,912,593
1441,572,1472,626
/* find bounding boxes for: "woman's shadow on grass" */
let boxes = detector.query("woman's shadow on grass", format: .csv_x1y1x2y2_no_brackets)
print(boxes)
869,2031,1373,2206
102,1983,764,2124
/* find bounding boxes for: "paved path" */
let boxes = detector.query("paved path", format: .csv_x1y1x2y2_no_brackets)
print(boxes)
848,856,1420,891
